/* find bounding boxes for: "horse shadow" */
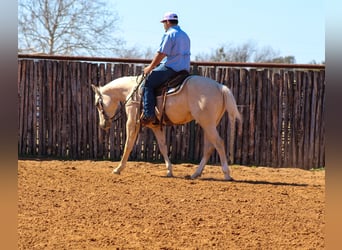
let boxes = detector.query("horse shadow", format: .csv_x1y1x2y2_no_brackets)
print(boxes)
219,178,308,187
159,175,309,187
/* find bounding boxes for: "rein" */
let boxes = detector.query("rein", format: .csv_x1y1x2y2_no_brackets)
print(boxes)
98,74,146,123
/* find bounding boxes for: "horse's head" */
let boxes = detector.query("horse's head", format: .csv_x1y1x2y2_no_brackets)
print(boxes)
91,84,119,131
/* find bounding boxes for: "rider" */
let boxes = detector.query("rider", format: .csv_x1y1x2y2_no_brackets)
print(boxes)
141,12,191,126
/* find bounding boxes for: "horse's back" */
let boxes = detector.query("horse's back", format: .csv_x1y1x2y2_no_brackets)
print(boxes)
187,75,223,91
163,75,227,124
184,75,225,101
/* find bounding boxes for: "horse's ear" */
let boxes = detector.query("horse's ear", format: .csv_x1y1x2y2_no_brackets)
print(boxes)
91,84,98,93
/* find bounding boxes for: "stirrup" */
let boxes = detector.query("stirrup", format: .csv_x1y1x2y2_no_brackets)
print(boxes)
140,114,159,126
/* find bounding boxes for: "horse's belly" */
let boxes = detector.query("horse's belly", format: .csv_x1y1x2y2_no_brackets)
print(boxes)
156,96,193,124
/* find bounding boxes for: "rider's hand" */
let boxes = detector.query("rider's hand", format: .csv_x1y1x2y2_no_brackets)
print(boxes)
143,65,153,75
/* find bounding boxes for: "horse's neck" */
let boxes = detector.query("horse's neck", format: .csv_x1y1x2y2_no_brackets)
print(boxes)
101,77,136,102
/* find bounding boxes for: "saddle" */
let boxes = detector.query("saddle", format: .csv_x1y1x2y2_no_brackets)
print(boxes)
155,70,190,97
141,70,191,127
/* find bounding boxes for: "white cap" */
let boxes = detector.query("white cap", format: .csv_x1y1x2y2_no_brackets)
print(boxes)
160,12,178,22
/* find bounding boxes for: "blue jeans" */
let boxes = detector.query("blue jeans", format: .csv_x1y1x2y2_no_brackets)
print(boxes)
143,64,176,117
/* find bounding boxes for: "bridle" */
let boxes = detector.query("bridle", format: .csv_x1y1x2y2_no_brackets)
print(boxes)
95,74,147,123
95,93,118,122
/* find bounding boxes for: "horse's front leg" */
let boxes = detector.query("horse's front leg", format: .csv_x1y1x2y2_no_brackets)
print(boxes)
113,108,140,174
151,127,173,177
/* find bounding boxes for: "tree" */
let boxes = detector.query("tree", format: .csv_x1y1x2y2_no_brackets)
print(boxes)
117,46,155,59
195,41,257,62
253,46,281,63
194,41,296,63
18,0,124,56
268,56,296,64
308,59,325,65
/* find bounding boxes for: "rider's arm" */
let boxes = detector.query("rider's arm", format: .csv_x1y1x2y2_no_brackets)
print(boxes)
143,52,166,75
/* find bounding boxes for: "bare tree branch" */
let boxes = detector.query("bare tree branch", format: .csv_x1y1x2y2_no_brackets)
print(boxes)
194,41,296,63
18,0,124,56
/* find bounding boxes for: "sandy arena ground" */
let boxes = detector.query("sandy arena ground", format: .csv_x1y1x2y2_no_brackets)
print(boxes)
18,160,325,249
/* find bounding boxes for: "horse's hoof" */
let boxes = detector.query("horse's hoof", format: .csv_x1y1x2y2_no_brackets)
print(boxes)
189,174,199,180
224,177,234,181
112,169,121,175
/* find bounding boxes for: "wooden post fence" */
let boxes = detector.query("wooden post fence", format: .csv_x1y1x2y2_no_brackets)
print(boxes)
18,56,325,169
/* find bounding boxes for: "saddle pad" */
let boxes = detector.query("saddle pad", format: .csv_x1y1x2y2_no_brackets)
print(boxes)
166,79,187,95
155,71,191,96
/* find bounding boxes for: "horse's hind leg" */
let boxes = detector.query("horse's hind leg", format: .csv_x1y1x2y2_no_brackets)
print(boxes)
201,126,232,181
151,127,173,177
191,135,214,179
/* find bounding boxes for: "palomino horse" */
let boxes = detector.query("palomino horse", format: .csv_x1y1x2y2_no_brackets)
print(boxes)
91,74,241,180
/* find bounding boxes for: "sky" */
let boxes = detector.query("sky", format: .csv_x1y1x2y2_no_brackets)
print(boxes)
111,0,325,64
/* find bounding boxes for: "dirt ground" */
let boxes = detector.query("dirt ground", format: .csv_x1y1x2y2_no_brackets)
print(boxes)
18,160,325,249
